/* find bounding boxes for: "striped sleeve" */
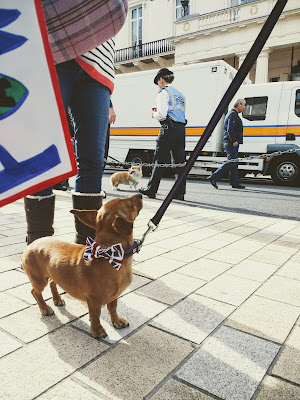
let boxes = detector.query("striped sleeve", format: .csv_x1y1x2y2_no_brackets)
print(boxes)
76,38,115,94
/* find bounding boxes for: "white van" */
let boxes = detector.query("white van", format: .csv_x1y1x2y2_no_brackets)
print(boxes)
109,60,300,185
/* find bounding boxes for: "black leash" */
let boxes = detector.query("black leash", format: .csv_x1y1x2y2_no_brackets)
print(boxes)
149,0,288,228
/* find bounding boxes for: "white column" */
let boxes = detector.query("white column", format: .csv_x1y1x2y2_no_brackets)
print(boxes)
237,52,250,80
255,49,270,83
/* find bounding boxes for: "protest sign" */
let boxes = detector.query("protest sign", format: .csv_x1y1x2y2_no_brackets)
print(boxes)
0,0,77,207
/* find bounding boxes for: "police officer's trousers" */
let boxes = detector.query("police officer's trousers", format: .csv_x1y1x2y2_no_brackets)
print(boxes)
146,124,186,196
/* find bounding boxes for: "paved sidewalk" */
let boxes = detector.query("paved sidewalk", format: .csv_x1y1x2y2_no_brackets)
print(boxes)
0,191,300,400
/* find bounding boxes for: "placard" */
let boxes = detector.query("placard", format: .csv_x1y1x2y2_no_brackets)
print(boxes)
0,0,77,207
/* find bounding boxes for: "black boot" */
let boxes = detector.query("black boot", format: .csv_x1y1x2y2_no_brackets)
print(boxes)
72,193,103,244
24,195,55,245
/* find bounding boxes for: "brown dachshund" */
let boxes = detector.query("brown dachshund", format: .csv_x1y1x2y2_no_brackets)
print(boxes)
21,194,143,338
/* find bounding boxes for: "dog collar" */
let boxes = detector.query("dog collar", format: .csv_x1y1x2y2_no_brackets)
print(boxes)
83,237,142,271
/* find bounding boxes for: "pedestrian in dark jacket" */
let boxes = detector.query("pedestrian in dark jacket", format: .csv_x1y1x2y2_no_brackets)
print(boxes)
208,98,246,189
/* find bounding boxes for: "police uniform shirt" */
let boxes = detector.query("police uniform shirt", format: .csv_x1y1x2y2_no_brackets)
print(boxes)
153,86,170,121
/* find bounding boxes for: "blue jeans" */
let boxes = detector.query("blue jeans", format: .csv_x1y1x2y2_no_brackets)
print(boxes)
211,143,240,186
146,124,186,196
33,60,110,196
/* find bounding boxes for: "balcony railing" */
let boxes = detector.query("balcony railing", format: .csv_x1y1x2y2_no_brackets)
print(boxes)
114,38,175,63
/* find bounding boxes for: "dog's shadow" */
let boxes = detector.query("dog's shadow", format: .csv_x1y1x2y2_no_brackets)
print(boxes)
39,292,89,334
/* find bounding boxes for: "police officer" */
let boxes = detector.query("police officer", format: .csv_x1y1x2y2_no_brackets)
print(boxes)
139,68,186,200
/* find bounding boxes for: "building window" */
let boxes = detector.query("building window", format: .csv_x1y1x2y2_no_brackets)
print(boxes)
295,90,300,119
269,77,280,82
131,6,142,57
230,0,257,6
176,0,190,19
243,97,268,121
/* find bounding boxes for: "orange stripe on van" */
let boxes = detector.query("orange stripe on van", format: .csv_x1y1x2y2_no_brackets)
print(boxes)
110,126,300,137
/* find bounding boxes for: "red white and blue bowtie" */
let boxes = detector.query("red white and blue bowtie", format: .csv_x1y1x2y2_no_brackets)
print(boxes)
83,237,124,271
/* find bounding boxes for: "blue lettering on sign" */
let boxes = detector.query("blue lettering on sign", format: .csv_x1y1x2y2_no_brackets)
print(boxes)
0,145,61,194
0,8,61,194
0,8,27,55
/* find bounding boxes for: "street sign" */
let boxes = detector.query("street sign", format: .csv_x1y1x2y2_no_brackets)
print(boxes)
0,0,77,207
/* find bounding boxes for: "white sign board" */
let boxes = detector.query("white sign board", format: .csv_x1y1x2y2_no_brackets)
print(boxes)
0,0,77,207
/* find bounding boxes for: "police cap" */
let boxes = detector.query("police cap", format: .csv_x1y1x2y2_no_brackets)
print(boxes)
154,68,174,85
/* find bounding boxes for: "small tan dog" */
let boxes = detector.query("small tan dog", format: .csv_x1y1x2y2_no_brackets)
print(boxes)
110,165,142,190
21,194,143,339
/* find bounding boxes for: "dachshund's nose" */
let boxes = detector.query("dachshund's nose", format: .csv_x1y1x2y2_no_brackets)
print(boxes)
136,193,143,199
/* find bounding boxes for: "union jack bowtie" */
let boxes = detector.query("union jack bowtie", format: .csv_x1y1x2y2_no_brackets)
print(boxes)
83,237,124,271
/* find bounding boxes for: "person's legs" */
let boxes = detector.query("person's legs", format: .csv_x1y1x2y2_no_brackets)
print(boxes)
169,125,186,198
140,129,170,197
227,144,240,187
24,189,55,245
64,65,109,243
71,71,110,193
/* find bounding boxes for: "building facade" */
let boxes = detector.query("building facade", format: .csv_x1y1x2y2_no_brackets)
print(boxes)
114,0,300,83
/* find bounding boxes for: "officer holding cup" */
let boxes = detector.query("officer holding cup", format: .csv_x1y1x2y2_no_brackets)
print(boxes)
139,68,187,200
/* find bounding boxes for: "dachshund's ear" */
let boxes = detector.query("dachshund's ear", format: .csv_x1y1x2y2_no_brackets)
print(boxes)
70,209,98,229
112,216,133,235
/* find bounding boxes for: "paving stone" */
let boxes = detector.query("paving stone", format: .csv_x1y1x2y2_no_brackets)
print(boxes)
275,260,300,280
226,295,300,344
190,237,231,251
272,325,300,385
151,294,235,344
0,292,29,318
0,294,88,343
151,230,208,250
228,225,259,236
0,270,29,291
133,244,169,262
291,250,300,263
176,326,280,400
72,292,167,343
247,232,280,244
6,282,65,305
279,234,300,245
121,273,151,296
0,325,107,400
0,233,25,247
136,272,206,305
265,241,299,255
39,378,111,400
205,231,242,244
177,258,233,281
164,246,209,262
133,255,185,279
206,246,252,264
288,227,300,236
228,259,279,282
75,325,193,400
230,238,266,252
249,248,292,266
0,330,22,358
0,242,26,257
151,378,216,399
0,254,23,273
255,276,300,307
196,273,261,306
255,375,300,400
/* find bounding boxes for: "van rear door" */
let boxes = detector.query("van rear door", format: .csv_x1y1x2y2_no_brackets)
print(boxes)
286,86,300,146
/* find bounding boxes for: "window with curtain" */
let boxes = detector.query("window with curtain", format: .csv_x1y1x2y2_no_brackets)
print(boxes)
176,0,190,19
230,0,257,6
131,6,142,56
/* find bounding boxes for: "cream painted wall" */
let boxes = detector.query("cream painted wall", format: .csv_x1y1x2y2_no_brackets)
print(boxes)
115,0,300,82
115,0,176,50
